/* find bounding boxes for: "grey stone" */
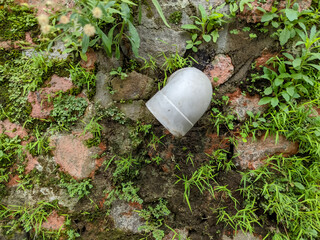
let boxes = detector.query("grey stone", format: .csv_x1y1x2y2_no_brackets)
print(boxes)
109,201,144,233
23,41,69,60
136,25,189,66
111,71,155,101
118,100,154,122
103,124,135,155
126,1,190,66
96,51,123,73
2,185,79,211
94,71,113,109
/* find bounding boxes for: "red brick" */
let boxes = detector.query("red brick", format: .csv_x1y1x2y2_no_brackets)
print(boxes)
239,0,275,23
42,211,65,231
80,48,97,71
235,134,299,169
28,75,74,119
0,119,28,139
50,132,100,179
227,89,268,121
7,175,21,187
255,50,278,70
204,54,234,87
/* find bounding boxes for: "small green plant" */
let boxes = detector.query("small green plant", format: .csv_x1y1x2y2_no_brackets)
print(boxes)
104,154,140,183
175,164,217,212
211,108,236,135
160,50,196,87
185,33,202,52
258,22,320,108
249,33,257,39
81,116,103,146
147,132,165,151
182,4,226,45
138,198,171,240
260,2,320,46
50,94,88,130
68,63,96,95
0,134,24,196
129,121,152,149
110,67,128,80
104,181,143,209
103,105,126,124
206,149,235,172
0,201,59,237
169,11,182,25
230,29,240,34
47,0,169,59
27,127,51,156
59,178,93,200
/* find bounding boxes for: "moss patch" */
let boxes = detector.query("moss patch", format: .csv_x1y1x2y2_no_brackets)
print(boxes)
0,4,38,41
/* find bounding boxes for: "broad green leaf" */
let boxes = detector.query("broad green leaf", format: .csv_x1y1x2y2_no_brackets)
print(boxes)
80,52,87,61
252,122,259,128
211,30,219,43
264,87,273,95
283,52,294,60
271,21,279,28
261,12,275,22
278,73,290,79
246,110,254,118
295,28,306,42
271,97,279,107
192,33,198,41
203,34,211,42
309,64,320,71
128,21,140,57
294,182,305,190
307,53,320,61
279,27,291,45
115,45,120,59
281,92,290,102
258,97,272,105
181,24,201,30
152,0,171,28
285,9,298,21
310,25,317,41
302,75,314,85
292,58,301,69
81,34,89,53
121,3,130,21
121,0,137,5
286,86,295,96
290,73,302,80
290,28,296,38
97,28,112,54
199,4,207,21
274,78,284,86
186,44,193,49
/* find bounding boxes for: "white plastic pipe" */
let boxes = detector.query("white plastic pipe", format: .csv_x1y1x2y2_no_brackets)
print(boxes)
146,67,212,137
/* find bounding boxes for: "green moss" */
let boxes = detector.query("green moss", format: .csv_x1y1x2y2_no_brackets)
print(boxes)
0,4,38,41
169,11,182,25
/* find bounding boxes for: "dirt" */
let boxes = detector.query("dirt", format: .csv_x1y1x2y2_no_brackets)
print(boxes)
134,125,246,240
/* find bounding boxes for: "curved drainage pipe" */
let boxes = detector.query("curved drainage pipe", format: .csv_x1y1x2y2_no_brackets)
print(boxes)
146,67,212,137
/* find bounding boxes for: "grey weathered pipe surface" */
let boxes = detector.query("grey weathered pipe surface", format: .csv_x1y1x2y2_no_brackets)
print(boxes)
146,67,212,137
